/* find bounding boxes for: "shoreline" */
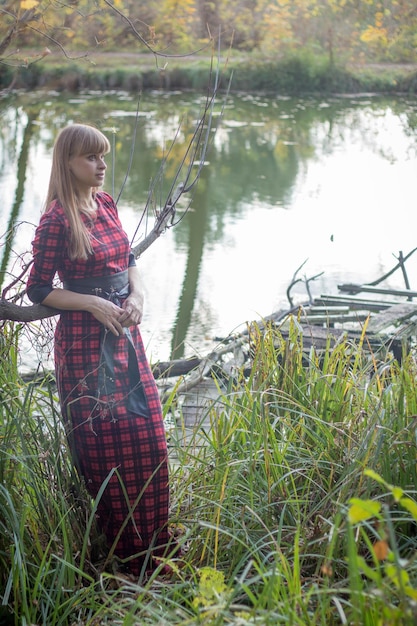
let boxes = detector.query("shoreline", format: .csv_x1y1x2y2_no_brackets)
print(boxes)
2,52,417,94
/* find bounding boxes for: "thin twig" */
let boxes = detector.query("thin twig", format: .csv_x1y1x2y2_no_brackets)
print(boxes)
130,44,230,258
116,95,142,205
102,0,212,68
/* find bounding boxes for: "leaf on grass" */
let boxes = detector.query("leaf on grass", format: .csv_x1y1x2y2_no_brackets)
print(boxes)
404,586,417,600
364,468,387,486
373,539,389,561
400,496,417,521
391,486,404,502
321,562,333,577
348,498,381,524
364,468,404,500
385,563,410,589
356,555,381,582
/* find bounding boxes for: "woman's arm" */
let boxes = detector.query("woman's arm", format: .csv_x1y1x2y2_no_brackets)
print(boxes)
28,207,136,335
42,288,125,336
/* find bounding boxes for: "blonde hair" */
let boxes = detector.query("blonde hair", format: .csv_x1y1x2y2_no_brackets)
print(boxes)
45,123,111,260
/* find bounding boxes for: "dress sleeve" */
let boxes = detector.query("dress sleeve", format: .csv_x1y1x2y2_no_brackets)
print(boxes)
27,210,66,304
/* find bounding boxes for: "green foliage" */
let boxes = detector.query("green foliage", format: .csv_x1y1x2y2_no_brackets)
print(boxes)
0,323,101,625
167,320,417,623
2,47,416,94
2,318,417,623
345,470,417,624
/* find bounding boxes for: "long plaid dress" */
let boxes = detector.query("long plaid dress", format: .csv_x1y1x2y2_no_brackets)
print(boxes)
27,191,170,575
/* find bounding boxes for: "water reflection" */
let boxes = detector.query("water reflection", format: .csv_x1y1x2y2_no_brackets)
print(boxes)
171,167,210,360
0,110,38,280
1,91,417,366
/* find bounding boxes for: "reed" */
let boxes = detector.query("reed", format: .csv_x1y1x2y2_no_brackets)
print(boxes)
1,318,417,624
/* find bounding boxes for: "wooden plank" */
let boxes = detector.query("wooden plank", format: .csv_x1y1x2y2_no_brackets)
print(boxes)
338,283,417,299
180,379,221,428
303,313,371,325
281,322,365,349
307,306,351,313
367,303,417,333
316,295,400,311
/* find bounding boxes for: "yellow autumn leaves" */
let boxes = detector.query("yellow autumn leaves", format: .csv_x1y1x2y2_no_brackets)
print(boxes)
20,0,39,9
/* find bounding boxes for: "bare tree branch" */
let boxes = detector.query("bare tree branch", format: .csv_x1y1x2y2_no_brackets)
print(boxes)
102,0,212,69
0,44,229,323
367,247,417,286
131,182,184,258
0,300,58,322
0,5,89,67
0,7,37,57
131,46,231,257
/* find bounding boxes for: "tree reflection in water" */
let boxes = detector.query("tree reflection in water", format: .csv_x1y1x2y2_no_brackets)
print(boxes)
1,92,417,365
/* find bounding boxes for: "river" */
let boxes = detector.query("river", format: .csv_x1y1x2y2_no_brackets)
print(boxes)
1,89,417,372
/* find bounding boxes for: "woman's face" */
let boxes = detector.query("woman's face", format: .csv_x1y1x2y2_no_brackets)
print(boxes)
69,152,107,192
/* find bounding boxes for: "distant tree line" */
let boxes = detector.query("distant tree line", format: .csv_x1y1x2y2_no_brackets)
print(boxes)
1,0,417,69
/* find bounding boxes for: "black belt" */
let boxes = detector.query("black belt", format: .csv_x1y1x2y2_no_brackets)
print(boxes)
64,271,150,418
64,270,129,302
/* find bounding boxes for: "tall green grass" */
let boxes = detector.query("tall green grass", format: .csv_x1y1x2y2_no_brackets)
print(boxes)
1,318,417,624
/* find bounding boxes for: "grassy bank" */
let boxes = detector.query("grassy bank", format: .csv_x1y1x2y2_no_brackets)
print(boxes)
1,51,417,94
1,317,417,624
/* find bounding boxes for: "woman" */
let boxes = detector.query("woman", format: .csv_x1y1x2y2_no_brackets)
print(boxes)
27,123,172,577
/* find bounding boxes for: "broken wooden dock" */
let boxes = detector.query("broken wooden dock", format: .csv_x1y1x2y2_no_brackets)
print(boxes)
161,281,417,432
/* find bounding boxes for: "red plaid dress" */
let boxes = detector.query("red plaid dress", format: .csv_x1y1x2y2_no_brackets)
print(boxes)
27,192,171,575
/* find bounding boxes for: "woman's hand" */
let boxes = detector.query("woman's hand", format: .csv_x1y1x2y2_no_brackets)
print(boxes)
40,264,146,335
118,265,145,328
88,297,126,336
41,288,125,336
119,293,144,327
